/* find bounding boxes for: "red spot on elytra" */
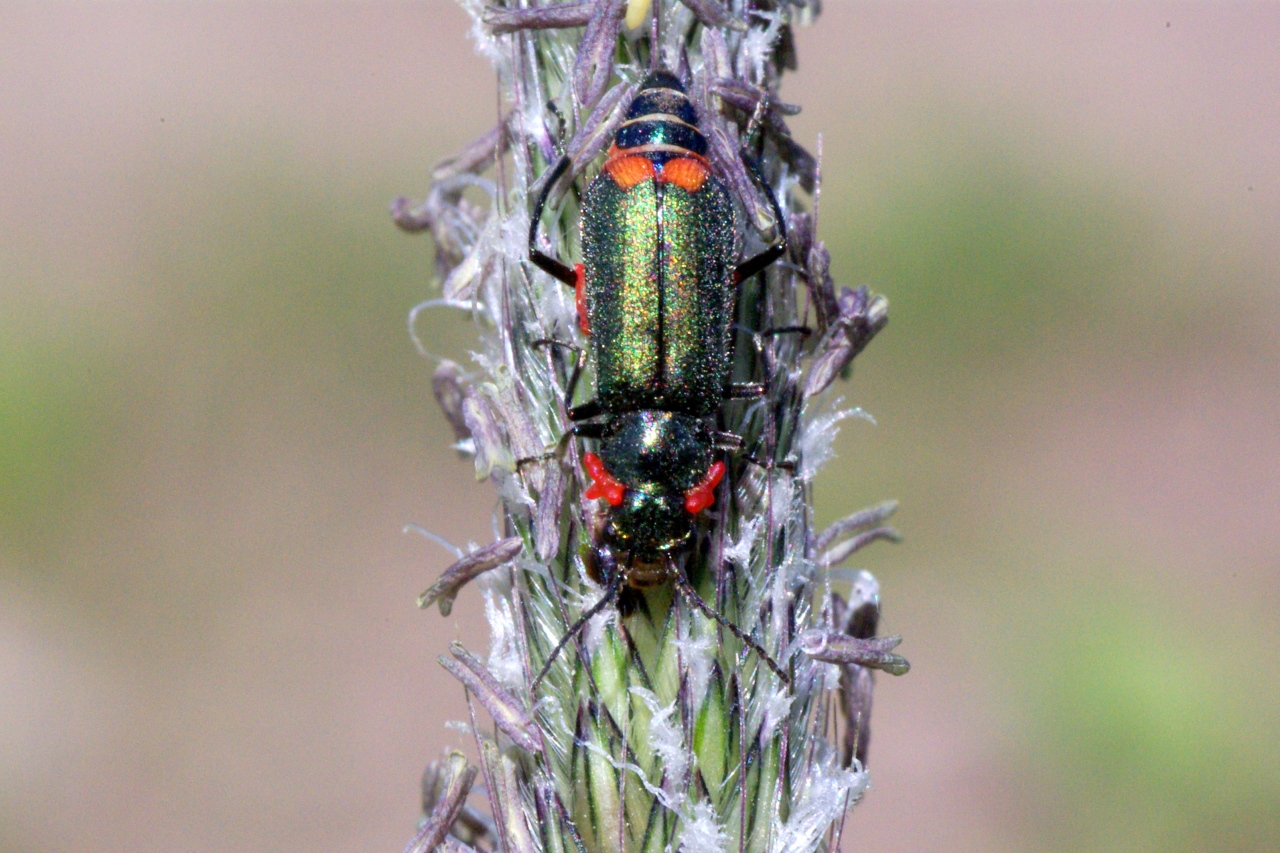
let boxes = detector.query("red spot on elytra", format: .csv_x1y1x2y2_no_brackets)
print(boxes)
574,264,589,335
583,452,625,506
684,461,725,515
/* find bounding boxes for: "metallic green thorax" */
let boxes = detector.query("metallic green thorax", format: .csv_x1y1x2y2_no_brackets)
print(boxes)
580,172,737,418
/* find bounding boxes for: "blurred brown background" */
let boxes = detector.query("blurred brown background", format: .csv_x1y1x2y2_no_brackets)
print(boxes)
2,2,1277,851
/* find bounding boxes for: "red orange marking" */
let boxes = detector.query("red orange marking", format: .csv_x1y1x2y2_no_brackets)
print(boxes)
659,157,709,192
583,452,626,507
574,263,589,335
603,154,657,189
684,461,726,515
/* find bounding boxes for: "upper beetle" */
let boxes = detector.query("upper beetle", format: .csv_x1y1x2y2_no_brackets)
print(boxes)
528,70,787,573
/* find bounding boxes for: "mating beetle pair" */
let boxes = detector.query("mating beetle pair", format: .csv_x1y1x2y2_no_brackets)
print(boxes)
527,70,792,685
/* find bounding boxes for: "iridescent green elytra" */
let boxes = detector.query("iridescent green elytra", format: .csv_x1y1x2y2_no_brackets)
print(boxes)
580,159,736,418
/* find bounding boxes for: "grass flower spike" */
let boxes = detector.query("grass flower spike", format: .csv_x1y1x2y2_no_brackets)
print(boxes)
395,3,907,853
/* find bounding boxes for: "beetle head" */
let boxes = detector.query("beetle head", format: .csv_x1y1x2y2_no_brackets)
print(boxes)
606,489,692,560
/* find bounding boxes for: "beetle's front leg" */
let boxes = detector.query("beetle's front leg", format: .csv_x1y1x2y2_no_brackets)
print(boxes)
528,157,580,287
710,430,793,470
514,420,605,474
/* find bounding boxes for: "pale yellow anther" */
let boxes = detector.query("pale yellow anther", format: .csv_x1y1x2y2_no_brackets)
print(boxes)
625,0,652,31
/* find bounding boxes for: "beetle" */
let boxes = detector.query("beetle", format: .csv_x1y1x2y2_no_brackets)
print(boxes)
527,70,791,687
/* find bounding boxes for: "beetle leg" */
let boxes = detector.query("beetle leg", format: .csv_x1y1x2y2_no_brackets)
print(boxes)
528,156,579,287
515,450,558,472
712,431,744,451
546,99,568,151
515,419,604,472
743,454,797,473
531,338,581,353
568,399,602,422
732,148,790,284
561,348,590,413
723,382,765,400
733,244,785,285
571,422,606,440
533,338,590,412
759,325,812,339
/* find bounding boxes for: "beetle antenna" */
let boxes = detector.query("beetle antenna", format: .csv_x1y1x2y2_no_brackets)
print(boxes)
532,577,620,693
672,572,790,683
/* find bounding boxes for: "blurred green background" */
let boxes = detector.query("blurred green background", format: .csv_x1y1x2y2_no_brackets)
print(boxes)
2,3,1277,852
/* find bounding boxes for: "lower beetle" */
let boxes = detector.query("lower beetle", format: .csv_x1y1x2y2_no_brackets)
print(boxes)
528,70,790,686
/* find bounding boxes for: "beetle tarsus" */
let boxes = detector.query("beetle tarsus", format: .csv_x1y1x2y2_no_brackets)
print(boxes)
743,454,797,473
531,338,581,354
533,338,589,412
546,99,567,150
